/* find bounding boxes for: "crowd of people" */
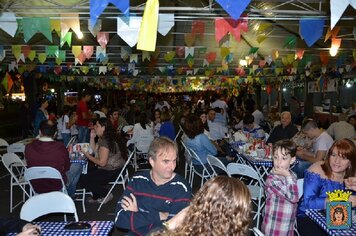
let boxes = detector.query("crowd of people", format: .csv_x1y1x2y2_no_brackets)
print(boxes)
4,89,356,236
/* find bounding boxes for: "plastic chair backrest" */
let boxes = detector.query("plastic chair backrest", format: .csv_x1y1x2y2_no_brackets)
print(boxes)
24,166,67,194
20,191,79,222
297,178,304,199
7,143,25,154
0,138,9,147
66,136,77,148
2,152,25,169
253,227,265,236
180,141,192,163
207,155,228,176
226,163,263,186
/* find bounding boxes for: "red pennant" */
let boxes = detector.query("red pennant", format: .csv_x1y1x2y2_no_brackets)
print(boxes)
320,51,329,65
296,49,304,60
192,20,205,37
215,16,248,43
205,52,216,63
266,84,272,95
21,45,31,58
54,66,62,75
77,52,86,64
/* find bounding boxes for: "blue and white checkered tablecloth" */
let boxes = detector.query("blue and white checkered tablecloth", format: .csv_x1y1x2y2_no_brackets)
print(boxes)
306,209,356,236
8,221,114,236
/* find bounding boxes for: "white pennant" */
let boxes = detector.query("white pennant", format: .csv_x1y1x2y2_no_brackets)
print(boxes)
265,55,273,65
186,70,193,75
99,66,107,75
185,47,194,58
346,64,352,72
117,16,142,47
17,53,25,63
74,58,81,65
194,68,199,75
158,67,165,73
203,59,209,67
121,47,131,61
133,69,139,76
8,61,18,71
158,14,174,36
0,12,18,37
330,0,356,29
321,66,327,74
128,63,135,71
96,46,106,59
0,50,6,61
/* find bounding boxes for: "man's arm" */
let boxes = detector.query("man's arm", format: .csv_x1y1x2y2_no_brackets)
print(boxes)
297,149,327,163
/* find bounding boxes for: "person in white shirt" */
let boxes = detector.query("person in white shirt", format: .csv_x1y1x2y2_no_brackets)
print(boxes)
327,114,355,141
127,112,154,153
155,97,171,111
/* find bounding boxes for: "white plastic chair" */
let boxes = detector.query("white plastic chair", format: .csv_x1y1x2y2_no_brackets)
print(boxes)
252,227,265,236
180,141,193,180
24,166,68,196
7,142,26,157
187,147,213,187
227,163,264,228
174,124,184,142
97,152,134,211
20,191,79,222
66,136,77,148
0,138,10,179
2,153,30,212
207,154,228,177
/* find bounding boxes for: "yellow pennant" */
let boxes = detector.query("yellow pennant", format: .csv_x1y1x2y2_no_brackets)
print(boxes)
28,51,36,61
38,53,47,64
72,46,82,57
137,0,159,51
12,45,21,60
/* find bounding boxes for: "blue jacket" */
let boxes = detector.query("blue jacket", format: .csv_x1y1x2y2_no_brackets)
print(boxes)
183,133,217,165
159,121,176,141
115,171,192,235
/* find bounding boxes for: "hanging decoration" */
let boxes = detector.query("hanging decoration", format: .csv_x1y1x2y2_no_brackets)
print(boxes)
28,51,36,61
97,32,109,48
89,0,129,29
60,32,72,47
192,20,205,38
50,19,61,37
330,0,356,29
185,47,194,58
158,14,175,36
215,17,248,43
137,0,159,51
83,46,94,59
0,47,6,61
324,27,340,42
88,19,102,37
184,33,196,47
117,16,142,47
60,13,81,38
23,17,52,43
299,18,325,47
0,12,18,37
1,72,13,94
295,49,305,60
216,0,251,20
283,36,296,49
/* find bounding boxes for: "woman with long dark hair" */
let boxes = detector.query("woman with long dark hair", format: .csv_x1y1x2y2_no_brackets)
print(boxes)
80,117,127,204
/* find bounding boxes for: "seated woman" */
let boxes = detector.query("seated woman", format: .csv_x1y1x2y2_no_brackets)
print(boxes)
152,109,161,137
297,138,356,236
127,112,154,153
183,115,231,174
80,118,127,204
151,176,251,236
158,110,176,141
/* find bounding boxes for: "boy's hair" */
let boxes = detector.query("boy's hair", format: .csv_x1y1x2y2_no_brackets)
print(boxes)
302,119,318,131
243,114,255,125
273,139,297,157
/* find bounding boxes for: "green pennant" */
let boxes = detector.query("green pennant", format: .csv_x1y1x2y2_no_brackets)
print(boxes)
249,47,259,54
23,17,52,43
60,32,72,47
58,50,66,61
38,53,47,64
28,50,36,61
11,45,21,60
55,57,63,65
46,46,59,57
283,36,296,49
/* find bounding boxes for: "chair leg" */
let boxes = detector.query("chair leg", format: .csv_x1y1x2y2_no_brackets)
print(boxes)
10,179,13,213
82,189,86,213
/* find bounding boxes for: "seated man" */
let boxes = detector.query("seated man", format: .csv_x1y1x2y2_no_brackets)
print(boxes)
267,111,299,144
327,113,355,140
115,137,192,235
242,114,265,140
25,120,82,197
293,119,334,178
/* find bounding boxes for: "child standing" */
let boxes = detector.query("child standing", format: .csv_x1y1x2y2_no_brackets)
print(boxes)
262,139,299,236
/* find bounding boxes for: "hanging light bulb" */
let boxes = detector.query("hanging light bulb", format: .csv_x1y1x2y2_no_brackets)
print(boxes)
329,47,338,57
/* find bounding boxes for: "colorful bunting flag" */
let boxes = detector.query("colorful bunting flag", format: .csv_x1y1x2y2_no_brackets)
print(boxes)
28,51,36,61
215,17,248,43
1,72,13,93
158,14,175,36
60,32,72,47
300,18,325,47
137,0,159,51
216,0,251,20
324,27,340,42
0,12,18,37
192,20,205,37
60,14,81,38
21,46,31,58
90,0,129,28
83,46,94,59
50,19,61,36
23,17,52,42
330,0,356,29
184,33,196,47
72,46,82,58
117,16,142,47
97,32,109,48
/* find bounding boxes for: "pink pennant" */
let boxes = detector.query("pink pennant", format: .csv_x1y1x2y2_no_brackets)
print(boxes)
83,46,94,59
215,16,248,43
77,52,86,64
21,45,31,58
97,32,109,48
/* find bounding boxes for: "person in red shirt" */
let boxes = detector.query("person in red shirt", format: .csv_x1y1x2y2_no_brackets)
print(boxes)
76,90,93,143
